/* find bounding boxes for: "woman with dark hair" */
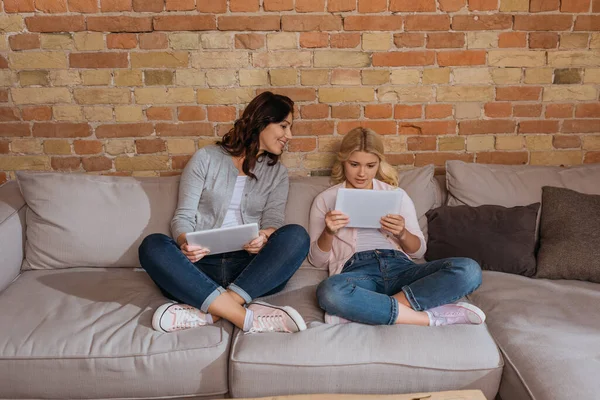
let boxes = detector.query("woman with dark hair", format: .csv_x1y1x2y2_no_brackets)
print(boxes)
139,92,310,334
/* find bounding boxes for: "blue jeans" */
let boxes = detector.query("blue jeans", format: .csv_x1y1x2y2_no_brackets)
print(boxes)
139,224,310,312
316,249,482,325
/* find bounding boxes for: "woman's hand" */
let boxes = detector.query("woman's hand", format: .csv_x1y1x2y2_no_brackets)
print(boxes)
243,230,269,254
180,242,210,263
380,214,407,239
324,210,350,235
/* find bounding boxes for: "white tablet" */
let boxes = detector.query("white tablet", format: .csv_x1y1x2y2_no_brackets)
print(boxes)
186,223,259,255
334,189,403,228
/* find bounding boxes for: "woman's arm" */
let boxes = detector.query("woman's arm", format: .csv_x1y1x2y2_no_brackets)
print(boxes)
260,167,288,232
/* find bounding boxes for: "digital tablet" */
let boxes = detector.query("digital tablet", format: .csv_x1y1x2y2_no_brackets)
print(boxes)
186,223,259,255
334,189,403,228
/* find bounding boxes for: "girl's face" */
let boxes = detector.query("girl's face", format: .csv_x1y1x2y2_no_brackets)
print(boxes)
343,151,380,190
258,113,293,155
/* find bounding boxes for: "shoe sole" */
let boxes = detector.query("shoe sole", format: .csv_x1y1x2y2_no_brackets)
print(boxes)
455,302,486,324
250,301,307,332
152,302,176,333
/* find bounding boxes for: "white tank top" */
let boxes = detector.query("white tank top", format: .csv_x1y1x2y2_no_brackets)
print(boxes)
355,228,396,253
221,176,246,228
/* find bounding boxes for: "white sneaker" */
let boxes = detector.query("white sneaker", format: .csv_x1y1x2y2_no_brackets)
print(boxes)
426,302,486,327
247,301,307,333
152,302,211,333
324,313,351,325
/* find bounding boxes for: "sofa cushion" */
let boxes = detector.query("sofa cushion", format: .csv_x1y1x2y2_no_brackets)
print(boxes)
0,181,26,292
425,203,540,276
470,271,600,400
0,268,232,399
16,172,179,270
536,187,600,283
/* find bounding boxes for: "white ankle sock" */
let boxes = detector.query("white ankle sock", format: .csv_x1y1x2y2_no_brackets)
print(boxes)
425,311,434,326
242,309,254,331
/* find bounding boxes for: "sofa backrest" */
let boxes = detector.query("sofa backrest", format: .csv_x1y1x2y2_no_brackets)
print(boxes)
0,181,26,291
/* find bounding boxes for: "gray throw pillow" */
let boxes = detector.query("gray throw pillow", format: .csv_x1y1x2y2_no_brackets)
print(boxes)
425,203,540,276
536,186,600,283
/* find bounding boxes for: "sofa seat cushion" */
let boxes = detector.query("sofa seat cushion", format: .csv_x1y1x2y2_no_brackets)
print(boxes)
470,271,600,400
0,268,232,399
228,268,502,400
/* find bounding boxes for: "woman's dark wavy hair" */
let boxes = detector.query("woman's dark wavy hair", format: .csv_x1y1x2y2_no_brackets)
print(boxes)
217,91,294,180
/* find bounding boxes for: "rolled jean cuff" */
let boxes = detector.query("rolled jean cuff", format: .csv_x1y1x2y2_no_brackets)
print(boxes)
200,286,227,313
387,297,399,325
227,283,253,304
402,285,422,311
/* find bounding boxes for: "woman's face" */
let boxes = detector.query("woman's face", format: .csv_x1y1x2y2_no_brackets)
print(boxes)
343,151,380,190
258,113,293,155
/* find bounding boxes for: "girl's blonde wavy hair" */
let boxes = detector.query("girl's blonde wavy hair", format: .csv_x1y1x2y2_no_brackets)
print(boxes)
330,127,398,187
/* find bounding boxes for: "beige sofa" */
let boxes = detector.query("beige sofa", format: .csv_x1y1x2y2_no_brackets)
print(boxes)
0,161,597,400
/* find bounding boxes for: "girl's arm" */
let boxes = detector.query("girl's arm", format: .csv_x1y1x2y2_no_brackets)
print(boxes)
307,194,332,269
398,193,426,259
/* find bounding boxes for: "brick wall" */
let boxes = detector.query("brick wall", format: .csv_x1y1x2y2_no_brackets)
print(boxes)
0,0,599,184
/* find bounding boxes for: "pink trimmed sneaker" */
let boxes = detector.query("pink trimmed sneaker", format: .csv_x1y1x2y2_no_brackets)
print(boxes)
324,313,351,325
247,301,307,333
152,302,212,333
426,302,486,326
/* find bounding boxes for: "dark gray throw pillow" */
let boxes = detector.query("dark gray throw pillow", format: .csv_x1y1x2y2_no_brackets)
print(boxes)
425,203,540,276
536,186,600,283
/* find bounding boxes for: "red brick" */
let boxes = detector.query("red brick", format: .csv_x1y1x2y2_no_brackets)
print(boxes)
439,0,466,11
264,0,294,11
33,123,91,138
513,104,542,117
529,32,558,49
0,141,9,154
331,33,361,48
345,16,404,31
52,157,81,171
9,34,41,51
136,139,166,154
562,120,600,133
146,107,173,121
222,16,281,31
426,104,453,119
574,16,600,31
594,0,600,12
387,154,416,166
133,0,163,11
452,15,512,30
408,136,436,151
546,104,573,118
331,105,361,119
0,123,30,137
68,0,99,12
476,152,528,165
154,15,216,31
0,56,7,69
74,140,103,155
0,173,6,185
328,0,356,11
496,87,542,101
358,0,387,12
373,51,435,66
36,0,68,13
165,0,195,10
197,0,226,12
295,0,325,12
96,123,154,138
518,120,559,133
70,53,128,69
82,156,112,172
230,0,260,11
530,0,559,12
0,108,20,122
365,104,393,119
499,32,527,48
235,34,265,50
338,121,397,135
390,0,436,11
394,105,422,119
291,121,335,136
394,33,425,48
561,0,591,12
22,106,52,121
468,0,497,10
139,33,168,49
107,33,137,49
26,16,86,32
4,0,35,12
171,155,192,170
208,106,236,122
405,15,450,31
458,120,516,134
288,137,316,152
88,16,153,32
584,151,600,163
399,121,456,135
438,50,485,66
514,15,573,31
0,90,8,103
426,33,465,49
301,104,329,119
415,152,473,167
553,135,581,149
178,106,206,121
156,123,213,136
101,0,132,12
216,123,233,137
300,33,328,48
575,104,600,118
257,88,316,102
485,103,512,118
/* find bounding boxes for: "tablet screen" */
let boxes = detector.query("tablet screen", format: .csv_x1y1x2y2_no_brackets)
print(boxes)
334,189,403,228
186,223,259,255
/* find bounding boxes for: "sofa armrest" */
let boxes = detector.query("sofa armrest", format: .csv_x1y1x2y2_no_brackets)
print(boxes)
0,181,26,292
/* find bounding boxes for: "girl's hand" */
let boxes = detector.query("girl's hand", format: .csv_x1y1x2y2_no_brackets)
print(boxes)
243,231,269,254
324,210,350,235
180,242,210,263
380,214,406,239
